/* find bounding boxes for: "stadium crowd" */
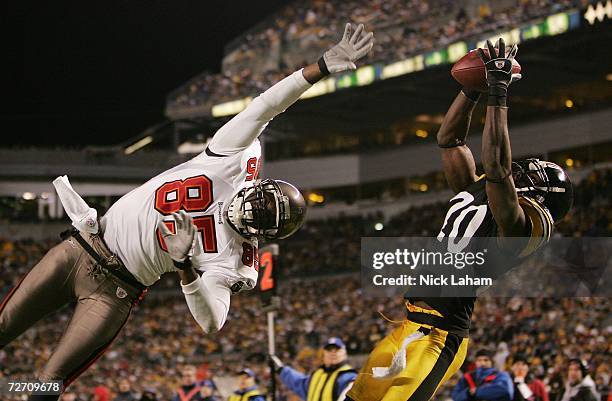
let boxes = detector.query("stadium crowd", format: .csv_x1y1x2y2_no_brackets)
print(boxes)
167,0,585,112
0,168,610,400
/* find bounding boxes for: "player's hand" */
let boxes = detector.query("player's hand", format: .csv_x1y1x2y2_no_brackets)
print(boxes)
477,38,520,105
157,210,196,266
269,354,284,372
319,23,374,75
477,38,521,88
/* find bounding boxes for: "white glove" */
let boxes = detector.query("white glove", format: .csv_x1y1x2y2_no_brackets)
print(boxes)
157,210,196,265
320,23,374,74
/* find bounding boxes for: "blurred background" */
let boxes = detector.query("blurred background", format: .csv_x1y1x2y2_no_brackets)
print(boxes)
1,0,611,400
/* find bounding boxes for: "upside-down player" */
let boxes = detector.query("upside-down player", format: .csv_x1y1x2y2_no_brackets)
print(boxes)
347,38,573,401
0,23,374,401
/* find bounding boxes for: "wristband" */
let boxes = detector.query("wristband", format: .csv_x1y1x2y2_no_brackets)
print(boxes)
317,56,330,76
173,256,192,270
488,85,508,107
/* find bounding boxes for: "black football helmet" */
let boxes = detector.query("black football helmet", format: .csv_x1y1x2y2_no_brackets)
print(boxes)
225,179,307,240
511,158,573,222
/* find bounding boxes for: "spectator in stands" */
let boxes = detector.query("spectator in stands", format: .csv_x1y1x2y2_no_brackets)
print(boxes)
113,379,137,401
93,386,111,401
271,337,357,401
172,365,206,401
511,354,549,401
452,349,514,401
558,359,599,401
60,392,78,401
228,368,266,401
139,387,158,401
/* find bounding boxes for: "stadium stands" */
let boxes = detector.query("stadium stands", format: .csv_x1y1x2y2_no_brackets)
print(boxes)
166,0,583,114
1,167,610,400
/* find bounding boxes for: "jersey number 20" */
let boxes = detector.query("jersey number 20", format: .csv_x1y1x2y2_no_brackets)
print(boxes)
154,175,218,253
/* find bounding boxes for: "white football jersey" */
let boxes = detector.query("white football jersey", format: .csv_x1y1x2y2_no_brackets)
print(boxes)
101,140,262,288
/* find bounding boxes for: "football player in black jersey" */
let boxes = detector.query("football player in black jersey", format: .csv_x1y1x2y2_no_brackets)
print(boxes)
347,39,573,401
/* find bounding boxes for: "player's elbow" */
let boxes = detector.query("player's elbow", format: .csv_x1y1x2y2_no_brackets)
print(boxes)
197,316,224,334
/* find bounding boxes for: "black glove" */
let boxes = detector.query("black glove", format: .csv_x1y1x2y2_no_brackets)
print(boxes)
477,38,519,107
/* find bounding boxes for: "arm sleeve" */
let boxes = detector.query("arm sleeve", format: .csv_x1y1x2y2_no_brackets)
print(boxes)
207,69,312,156
334,372,357,400
452,378,470,401
476,372,514,401
181,270,231,333
279,366,310,400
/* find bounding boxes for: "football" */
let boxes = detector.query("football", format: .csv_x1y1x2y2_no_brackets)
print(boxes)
451,48,521,92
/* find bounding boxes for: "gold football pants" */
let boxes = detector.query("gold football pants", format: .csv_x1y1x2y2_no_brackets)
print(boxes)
347,319,468,401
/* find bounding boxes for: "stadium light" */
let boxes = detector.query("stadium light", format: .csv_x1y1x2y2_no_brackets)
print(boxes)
308,193,324,204
124,135,153,155
606,73,612,81
565,99,574,108
415,129,429,138
374,222,384,231
22,192,36,200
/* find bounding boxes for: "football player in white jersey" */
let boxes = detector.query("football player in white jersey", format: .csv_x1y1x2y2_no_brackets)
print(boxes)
0,23,374,401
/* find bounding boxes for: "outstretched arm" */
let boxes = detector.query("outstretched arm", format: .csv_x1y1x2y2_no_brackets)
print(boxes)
479,39,527,237
437,90,481,193
207,23,374,156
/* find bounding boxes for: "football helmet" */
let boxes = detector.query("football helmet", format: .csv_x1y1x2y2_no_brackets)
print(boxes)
512,158,573,222
225,179,307,240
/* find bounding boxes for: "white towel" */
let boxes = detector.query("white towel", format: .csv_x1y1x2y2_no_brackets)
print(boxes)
52,175,99,234
372,330,426,379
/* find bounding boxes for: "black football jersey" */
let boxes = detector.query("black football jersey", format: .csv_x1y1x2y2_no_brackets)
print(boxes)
406,177,553,336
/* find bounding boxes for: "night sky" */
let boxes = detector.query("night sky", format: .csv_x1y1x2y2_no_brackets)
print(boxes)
3,0,287,148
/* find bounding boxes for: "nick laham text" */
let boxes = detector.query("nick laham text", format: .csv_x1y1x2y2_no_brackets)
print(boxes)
373,274,492,287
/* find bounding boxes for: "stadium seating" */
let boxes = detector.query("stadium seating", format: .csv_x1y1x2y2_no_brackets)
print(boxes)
1,167,609,400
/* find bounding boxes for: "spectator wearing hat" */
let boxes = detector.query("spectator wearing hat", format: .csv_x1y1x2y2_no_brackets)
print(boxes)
172,365,206,401
511,354,549,401
558,359,599,401
270,337,357,401
452,349,514,401
228,369,266,401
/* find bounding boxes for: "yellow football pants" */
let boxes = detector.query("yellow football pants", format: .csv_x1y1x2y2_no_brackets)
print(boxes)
347,319,468,401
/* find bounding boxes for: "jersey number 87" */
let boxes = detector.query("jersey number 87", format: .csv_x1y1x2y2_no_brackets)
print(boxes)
154,175,218,253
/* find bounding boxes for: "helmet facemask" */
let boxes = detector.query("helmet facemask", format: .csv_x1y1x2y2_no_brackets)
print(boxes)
512,158,573,222
225,179,290,240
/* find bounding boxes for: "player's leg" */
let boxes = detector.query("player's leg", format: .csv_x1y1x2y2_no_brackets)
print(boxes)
380,331,465,401
0,239,81,348
38,271,140,386
347,321,423,401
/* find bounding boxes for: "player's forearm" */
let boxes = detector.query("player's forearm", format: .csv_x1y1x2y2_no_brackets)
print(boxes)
181,272,230,333
302,63,326,84
437,91,479,146
482,106,512,179
177,266,198,285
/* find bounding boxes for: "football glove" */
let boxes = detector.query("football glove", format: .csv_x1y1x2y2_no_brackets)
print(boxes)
477,38,520,106
319,23,374,75
157,210,196,268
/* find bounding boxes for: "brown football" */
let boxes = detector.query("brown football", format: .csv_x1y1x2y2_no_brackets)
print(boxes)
451,48,521,92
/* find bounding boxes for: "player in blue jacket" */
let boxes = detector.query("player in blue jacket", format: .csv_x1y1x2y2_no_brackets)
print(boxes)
452,349,514,401
271,338,357,401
